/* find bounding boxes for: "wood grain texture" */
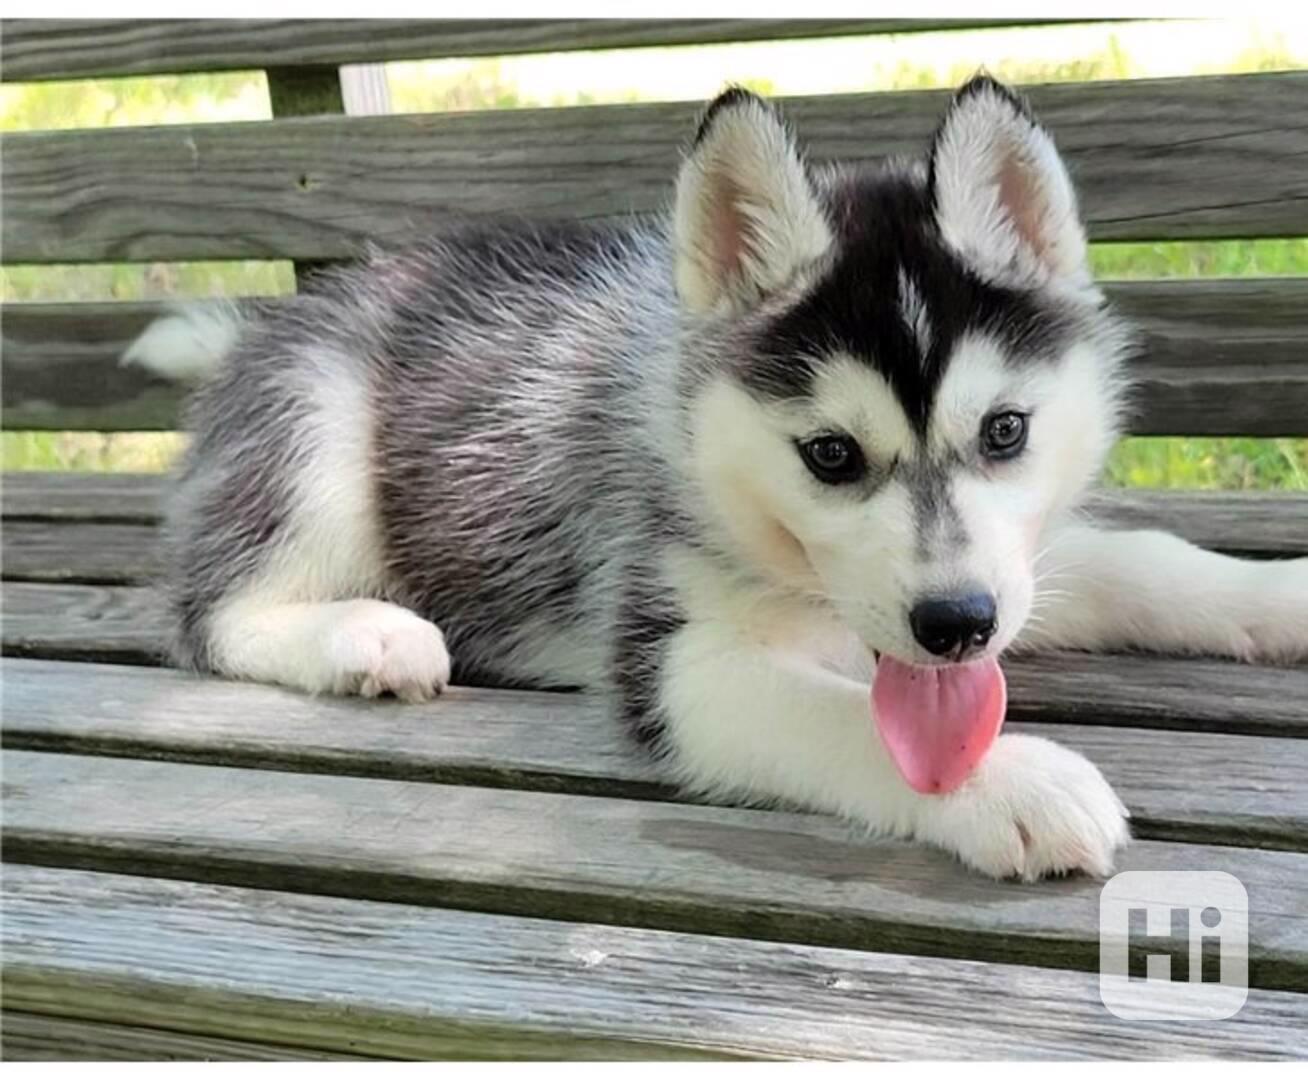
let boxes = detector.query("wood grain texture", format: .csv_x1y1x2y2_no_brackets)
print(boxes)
4,749,1308,989
4,596,1307,740
8,277,1308,434
0,520,161,585
5,865,1305,1061
6,73,1306,266
0,585,167,664
4,657,1306,849
3,488,1304,601
5,583,1308,739
0,1012,373,1061
7,472,1305,556
1,301,187,431
1,471,165,523
1082,489,1308,558
0,19,1027,82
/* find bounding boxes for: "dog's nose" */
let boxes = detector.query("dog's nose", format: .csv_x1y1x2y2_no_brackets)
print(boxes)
909,592,998,658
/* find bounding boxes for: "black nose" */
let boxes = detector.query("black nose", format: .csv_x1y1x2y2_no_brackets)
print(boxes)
909,592,998,658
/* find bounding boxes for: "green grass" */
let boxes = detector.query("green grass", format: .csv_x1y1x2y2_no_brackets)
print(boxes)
1107,437,1307,491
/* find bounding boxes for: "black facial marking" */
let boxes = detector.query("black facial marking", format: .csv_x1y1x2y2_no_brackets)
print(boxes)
744,170,1081,431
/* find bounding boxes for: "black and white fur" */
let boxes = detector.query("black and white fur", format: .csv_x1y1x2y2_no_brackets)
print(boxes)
131,78,1308,881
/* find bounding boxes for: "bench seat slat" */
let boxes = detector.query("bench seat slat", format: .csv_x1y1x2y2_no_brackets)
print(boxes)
0,1012,375,1062
5,73,1306,266
1,520,159,585
0,19,1028,83
8,278,1308,434
3,480,1305,581
5,606,1306,739
6,475,1306,557
8,864,1304,1060
3,656,1307,849
5,748,1307,991
5,593,1308,740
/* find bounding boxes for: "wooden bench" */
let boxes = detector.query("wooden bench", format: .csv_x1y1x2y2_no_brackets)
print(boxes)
3,18,1307,1060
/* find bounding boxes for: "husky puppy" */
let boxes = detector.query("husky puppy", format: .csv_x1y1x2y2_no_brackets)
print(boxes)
131,77,1308,881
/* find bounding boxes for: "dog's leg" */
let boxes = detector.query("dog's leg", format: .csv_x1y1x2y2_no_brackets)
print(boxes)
654,618,1129,881
207,594,450,702
1019,523,1308,660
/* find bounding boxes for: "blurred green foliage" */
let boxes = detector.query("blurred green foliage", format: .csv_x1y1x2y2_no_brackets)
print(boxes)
2,26,1305,488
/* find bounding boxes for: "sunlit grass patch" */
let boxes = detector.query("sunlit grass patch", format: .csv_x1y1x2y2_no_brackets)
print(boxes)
2,432,187,473
1106,437,1308,490
1,261,295,303
1090,239,1308,280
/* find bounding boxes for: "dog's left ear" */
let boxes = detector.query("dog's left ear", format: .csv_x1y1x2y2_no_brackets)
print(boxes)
674,87,833,315
930,76,1091,291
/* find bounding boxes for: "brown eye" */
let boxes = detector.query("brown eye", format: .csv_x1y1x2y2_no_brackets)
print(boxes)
981,411,1029,460
798,433,866,484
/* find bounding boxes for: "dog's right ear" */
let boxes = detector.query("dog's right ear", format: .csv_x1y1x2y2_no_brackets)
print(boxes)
674,88,832,315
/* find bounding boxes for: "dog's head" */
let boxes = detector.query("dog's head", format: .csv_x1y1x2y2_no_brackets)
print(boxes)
675,77,1131,666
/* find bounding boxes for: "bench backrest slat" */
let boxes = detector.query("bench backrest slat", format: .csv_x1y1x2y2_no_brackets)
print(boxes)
0,18,1032,82
1,20,1303,441
6,280,1307,435
5,74,1306,267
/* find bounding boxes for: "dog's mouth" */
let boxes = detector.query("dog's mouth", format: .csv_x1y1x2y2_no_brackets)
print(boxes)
870,652,1007,795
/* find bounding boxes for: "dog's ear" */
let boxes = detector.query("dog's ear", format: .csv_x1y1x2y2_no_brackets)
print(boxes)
930,75,1091,290
674,87,832,314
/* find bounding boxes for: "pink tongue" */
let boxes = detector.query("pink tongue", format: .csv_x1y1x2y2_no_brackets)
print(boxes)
872,656,1007,795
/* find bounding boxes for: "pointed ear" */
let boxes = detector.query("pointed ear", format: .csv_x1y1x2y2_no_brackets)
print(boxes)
674,88,833,314
930,76,1091,290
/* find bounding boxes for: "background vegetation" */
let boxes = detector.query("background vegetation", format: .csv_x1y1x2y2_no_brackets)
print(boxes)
3,19,1305,488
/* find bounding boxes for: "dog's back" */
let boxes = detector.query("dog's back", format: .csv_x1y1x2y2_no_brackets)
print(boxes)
165,218,680,691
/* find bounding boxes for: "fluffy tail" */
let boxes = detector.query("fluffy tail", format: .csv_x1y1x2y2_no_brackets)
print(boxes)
120,299,247,383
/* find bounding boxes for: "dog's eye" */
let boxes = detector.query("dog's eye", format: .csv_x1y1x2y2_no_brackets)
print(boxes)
981,411,1029,459
797,433,866,484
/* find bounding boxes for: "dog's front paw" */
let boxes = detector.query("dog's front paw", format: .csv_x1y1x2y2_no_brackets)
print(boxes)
1238,558,1308,663
324,599,452,703
916,734,1130,881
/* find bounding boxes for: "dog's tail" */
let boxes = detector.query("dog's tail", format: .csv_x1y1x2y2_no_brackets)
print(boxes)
121,299,248,384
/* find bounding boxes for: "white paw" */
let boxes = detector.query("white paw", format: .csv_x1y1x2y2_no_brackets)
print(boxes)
1238,558,1308,663
324,600,451,703
916,734,1130,881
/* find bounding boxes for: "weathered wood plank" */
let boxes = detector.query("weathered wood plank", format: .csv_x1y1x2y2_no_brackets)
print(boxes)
0,19,1033,82
5,581,1308,741
0,521,160,585
7,472,1306,557
4,595,1308,741
1083,489,1308,559
2,495,1303,599
4,749,1307,989
1,470,166,523
0,585,167,664
4,657,1305,848
5,74,1306,266
6,866,1305,1061
0,1012,373,1061
9,277,1308,433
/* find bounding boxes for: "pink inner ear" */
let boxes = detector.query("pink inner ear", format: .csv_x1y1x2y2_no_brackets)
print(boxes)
706,174,753,286
997,148,1055,267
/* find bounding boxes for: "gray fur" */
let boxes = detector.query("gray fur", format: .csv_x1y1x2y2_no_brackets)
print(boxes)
162,81,1132,741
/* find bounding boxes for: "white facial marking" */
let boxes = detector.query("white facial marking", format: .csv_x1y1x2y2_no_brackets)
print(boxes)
897,267,933,358
807,353,914,464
